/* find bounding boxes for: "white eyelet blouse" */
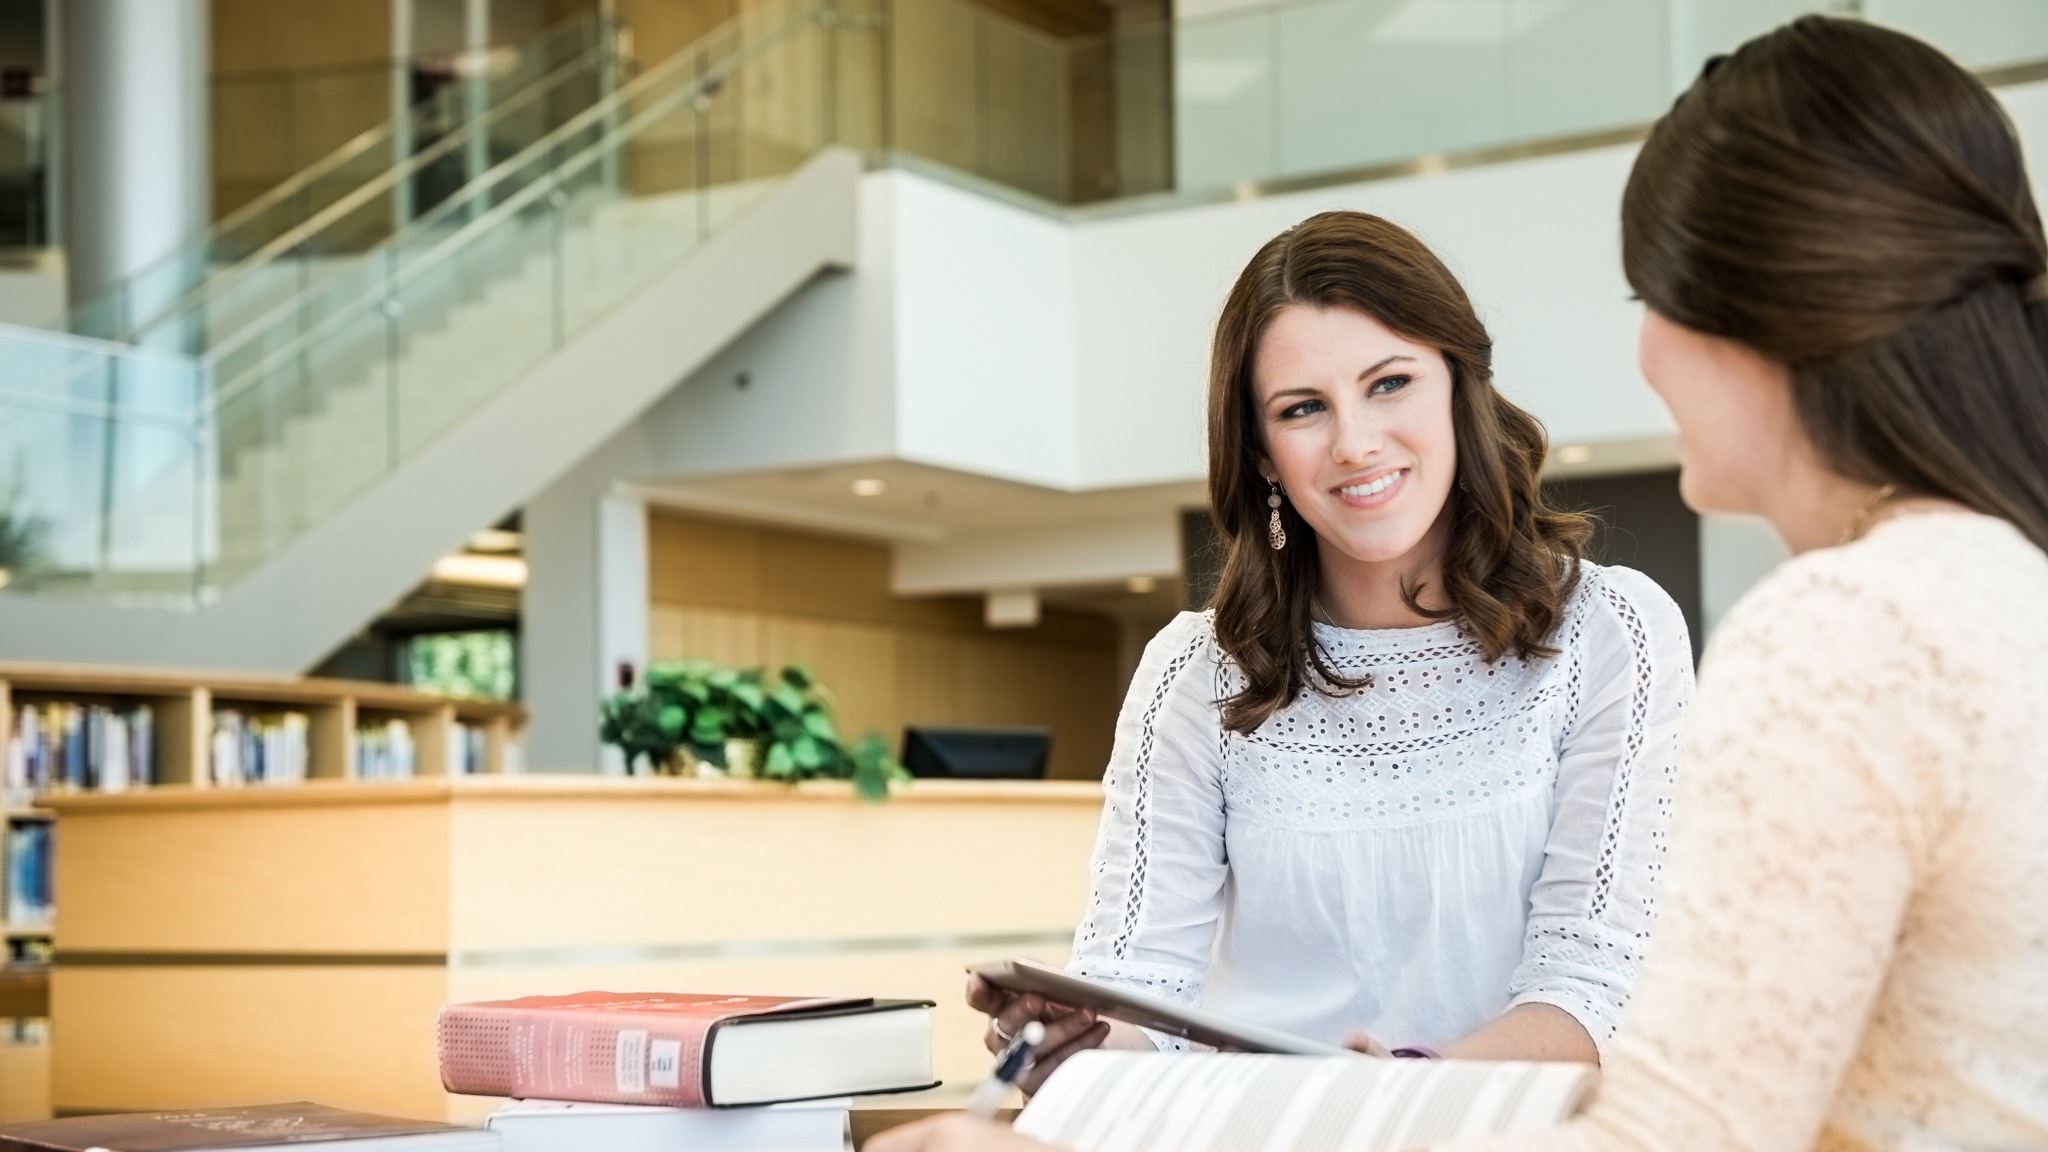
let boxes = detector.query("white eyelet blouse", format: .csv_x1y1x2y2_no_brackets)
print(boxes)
1067,563,1695,1062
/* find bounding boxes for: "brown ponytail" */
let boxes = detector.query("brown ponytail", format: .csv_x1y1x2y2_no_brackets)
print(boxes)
1623,15,2048,550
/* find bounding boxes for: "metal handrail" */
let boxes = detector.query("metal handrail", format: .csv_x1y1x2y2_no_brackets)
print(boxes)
80,11,620,344
201,1,842,413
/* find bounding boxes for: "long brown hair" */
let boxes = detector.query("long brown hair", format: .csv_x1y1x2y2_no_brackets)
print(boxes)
1624,16,2048,550
1207,211,1591,734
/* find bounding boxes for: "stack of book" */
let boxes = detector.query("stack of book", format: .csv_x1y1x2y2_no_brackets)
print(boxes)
5,702,154,799
211,710,310,786
355,719,417,779
438,990,939,1152
3,822,49,927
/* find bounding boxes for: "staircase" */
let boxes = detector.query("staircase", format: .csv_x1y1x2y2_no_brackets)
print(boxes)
0,0,868,671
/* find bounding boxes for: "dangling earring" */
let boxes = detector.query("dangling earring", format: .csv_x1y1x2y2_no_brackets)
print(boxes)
1267,482,1287,551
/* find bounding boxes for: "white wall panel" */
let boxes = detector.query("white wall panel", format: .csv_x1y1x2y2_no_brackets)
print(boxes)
891,175,1079,488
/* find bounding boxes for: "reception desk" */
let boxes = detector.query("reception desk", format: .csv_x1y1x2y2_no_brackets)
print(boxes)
42,776,1104,1121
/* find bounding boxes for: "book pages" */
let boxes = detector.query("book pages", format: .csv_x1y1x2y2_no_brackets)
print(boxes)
1014,1053,1597,1152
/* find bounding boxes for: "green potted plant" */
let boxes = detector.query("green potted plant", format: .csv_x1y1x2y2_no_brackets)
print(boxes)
599,660,910,800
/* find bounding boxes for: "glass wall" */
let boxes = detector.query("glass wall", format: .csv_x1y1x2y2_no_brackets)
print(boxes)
1175,0,2048,192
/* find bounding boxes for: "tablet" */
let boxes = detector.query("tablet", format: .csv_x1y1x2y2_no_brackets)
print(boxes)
969,958,1356,1057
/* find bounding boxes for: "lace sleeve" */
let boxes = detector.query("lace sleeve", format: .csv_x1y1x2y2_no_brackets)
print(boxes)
1068,612,1229,1037
1506,566,1693,1065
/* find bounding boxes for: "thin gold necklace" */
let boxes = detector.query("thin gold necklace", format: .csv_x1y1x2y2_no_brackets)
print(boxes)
1839,483,1900,545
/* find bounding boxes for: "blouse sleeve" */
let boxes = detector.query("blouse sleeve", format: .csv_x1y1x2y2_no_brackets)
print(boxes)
1505,567,1694,1065
1067,612,1231,1023
1444,539,1972,1152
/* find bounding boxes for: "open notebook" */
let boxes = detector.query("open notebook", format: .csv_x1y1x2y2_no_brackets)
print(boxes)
1015,1052,1597,1152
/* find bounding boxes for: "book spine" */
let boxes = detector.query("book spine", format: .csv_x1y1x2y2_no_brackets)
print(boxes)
437,1004,717,1107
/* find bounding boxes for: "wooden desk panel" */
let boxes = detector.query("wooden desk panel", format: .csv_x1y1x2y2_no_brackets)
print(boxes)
42,778,1103,1121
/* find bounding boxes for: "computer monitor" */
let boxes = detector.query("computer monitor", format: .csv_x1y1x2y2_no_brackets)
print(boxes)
900,725,1052,780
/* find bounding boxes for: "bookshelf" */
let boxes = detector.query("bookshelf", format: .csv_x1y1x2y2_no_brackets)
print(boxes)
0,662,530,1119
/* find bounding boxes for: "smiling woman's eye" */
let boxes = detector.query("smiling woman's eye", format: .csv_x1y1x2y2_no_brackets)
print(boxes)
1279,398,1327,419
1368,374,1412,396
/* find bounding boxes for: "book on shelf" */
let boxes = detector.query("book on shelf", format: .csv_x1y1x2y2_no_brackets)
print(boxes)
211,710,310,787
0,1101,499,1151
3,823,49,928
1014,1051,1598,1152
357,718,417,779
437,991,938,1107
487,1097,850,1152
6,701,154,800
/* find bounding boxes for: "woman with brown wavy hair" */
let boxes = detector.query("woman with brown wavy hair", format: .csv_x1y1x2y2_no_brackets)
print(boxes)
963,210,1694,1083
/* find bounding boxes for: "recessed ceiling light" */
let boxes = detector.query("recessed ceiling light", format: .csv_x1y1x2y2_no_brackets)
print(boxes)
1125,576,1159,594
1555,444,1595,465
466,528,523,553
850,478,887,497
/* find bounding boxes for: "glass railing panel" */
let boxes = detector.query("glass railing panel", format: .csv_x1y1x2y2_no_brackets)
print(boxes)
893,0,984,174
1508,0,1668,142
1174,9,1277,189
981,16,1067,201
1865,0,2048,71
1278,0,1510,175
391,192,560,460
207,287,394,590
0,325,205,604
70,10,620,346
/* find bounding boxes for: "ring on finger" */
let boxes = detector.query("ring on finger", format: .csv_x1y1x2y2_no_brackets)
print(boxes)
992,1018,1016,1044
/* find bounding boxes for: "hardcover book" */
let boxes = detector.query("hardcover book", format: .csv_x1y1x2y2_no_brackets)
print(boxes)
487,1097,850,1152
0,1102,498,1152
437,991,937,1107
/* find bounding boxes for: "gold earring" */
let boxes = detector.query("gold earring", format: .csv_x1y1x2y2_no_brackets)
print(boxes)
1268,482,1286,551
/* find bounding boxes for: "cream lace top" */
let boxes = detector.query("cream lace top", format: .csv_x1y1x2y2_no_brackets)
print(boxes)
1449,511,2048,1152
1069,563,1694,1061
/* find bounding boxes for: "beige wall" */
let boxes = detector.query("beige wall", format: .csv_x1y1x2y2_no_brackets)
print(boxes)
647,511,1122,780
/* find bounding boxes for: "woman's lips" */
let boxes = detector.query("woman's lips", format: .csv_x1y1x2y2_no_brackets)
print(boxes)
1331,468,1408,510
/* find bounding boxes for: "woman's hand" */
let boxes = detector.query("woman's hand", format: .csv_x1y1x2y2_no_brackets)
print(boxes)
966,974,1112,1094
1340,1029,1392,1058
867,1114,1055,1152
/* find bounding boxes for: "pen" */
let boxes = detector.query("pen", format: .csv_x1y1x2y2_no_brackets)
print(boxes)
966,1019,1045,1118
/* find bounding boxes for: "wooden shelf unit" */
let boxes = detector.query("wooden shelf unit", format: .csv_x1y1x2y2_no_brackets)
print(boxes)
0,662,528,785
0,664,527,980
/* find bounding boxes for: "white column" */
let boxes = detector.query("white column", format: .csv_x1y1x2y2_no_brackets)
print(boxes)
523,457,651,773
61,0,208,313
595,487,649,775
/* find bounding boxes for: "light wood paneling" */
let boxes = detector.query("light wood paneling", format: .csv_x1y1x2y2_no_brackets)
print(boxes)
0,1040,49,1123
51,967,449,1120
213,0,390,73
759,532,897,623
759,617,899,741
46,778,1098,1121
52,799,450,953
649,515,762,609
445,787,1099,950
647,510,1122,780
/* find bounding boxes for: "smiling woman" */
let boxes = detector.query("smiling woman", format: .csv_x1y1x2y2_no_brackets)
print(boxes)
965,210,1696,1087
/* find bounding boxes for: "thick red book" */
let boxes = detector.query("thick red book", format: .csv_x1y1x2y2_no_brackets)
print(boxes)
436,991,938,1107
